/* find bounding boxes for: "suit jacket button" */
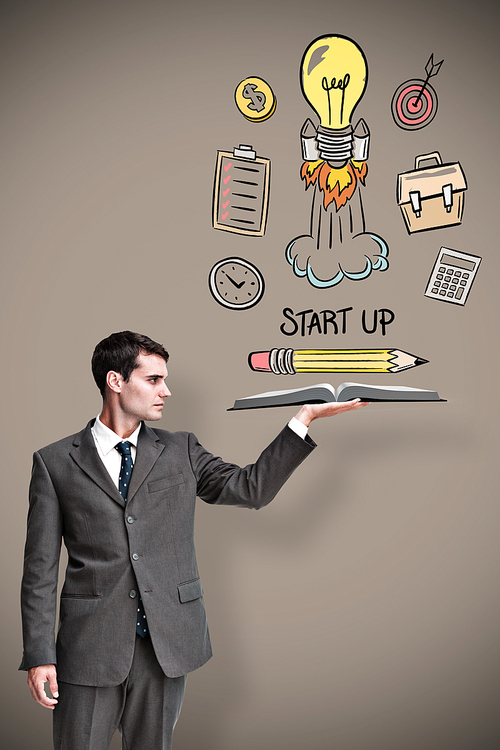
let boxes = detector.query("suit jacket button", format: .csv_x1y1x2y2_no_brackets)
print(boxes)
126,516,134,524
129,589,137,598
132,553,139,561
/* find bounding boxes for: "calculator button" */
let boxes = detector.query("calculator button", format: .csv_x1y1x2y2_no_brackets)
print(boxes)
454,270,461,276
434,280,441,287
447,292,454,298
460,279,467,286
442,283,449,289
439,290,446,296
450,285,456,291
444,276,451,282
462,273,469,279
456,287,464,300
436,274,443,280
439,267,446,273
431,288,438,294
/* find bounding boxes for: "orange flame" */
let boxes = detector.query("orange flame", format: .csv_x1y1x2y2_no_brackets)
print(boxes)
301,159,369,210
301,160,323,188
352,160,368,185
319,163,355,210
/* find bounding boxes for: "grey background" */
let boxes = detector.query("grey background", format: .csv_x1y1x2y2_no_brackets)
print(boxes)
2,1,499,748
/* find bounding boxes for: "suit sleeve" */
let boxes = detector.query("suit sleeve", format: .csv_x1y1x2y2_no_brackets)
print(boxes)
189,424,316,509
19,452,63,671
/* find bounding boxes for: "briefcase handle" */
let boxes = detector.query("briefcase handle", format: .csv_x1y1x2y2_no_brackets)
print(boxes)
414,152,443,169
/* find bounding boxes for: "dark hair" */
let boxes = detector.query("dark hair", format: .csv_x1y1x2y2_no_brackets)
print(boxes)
91,331,169,397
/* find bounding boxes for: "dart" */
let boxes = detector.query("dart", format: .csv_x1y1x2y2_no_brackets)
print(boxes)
414,54,444,108
391,53,444,131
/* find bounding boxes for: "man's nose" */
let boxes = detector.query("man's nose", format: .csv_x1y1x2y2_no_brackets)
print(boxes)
160,384,171,398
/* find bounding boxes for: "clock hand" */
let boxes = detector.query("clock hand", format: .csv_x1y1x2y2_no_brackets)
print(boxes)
225,274,246,289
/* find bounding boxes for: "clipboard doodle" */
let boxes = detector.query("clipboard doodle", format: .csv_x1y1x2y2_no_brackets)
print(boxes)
212,145,270,237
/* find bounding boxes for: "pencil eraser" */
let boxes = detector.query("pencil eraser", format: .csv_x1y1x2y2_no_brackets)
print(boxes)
248,351,271,372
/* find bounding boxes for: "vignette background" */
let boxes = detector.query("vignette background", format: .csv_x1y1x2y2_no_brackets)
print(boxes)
1,1,499,748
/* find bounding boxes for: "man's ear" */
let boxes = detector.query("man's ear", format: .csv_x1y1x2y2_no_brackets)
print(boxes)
106,370,123,394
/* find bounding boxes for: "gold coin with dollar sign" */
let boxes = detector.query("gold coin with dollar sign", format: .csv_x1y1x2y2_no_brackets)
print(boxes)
234,77,277,122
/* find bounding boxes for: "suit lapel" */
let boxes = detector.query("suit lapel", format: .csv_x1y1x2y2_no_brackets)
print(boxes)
70,420,126,507
69,420,165,508
127,423,165,503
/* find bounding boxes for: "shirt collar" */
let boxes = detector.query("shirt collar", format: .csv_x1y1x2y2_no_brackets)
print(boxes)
92,414,142,456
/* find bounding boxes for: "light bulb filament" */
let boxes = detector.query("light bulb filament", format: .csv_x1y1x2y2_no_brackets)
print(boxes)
321,74,351,127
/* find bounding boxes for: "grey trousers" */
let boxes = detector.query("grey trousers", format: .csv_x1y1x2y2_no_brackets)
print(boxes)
53,634,187,750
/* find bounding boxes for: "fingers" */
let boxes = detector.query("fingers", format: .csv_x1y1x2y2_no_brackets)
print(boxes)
49,670,59,701
319,399,368,416
294,399,368,426
339,398,369,412
311,399,369,421
27,665,59,709
338,400,369,414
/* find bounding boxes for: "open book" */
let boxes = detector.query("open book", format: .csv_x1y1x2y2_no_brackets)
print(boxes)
228,382,445,410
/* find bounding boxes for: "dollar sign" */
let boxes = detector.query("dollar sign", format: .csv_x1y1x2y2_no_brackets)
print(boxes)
242,83,266,112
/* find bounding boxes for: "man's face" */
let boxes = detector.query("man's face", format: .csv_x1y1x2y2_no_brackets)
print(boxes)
116,353,170,423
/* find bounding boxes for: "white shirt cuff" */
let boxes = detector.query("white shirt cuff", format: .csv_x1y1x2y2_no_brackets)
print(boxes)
288,416,308,440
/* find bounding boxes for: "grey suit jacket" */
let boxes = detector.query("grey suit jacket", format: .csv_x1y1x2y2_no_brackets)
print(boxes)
20,420,315,685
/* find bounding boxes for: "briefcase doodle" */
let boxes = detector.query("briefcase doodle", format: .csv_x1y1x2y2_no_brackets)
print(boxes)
397,151,467,234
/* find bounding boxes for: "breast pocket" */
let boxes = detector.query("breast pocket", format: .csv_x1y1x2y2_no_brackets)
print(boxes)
148,473,185,493
178,577,203,603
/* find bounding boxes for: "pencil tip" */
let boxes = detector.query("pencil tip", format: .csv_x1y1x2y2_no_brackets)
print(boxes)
415,357,429,366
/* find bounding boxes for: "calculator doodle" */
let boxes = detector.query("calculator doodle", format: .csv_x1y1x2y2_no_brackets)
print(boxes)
424,247,481,306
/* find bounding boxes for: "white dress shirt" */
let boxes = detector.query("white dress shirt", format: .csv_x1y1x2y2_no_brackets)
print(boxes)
91,415,142,488
288,416,308,440
91,414,308,487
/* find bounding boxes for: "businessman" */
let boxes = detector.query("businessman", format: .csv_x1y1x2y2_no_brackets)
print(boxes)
20,330,366,750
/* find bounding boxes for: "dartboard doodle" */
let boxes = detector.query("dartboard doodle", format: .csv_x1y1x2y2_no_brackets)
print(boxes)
391,54,443,131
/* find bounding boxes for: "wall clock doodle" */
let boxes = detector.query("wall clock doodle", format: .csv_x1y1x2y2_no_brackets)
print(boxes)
209,257,265,310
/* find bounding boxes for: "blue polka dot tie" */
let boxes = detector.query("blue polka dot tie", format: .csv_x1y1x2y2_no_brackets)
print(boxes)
116,441,148,638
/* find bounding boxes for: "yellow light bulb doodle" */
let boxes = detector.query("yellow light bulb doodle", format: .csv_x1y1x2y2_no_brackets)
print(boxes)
301,36,367,130
300,36,367,169
285,34,388,289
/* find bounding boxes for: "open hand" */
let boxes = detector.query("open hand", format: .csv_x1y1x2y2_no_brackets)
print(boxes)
295,399,368,427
